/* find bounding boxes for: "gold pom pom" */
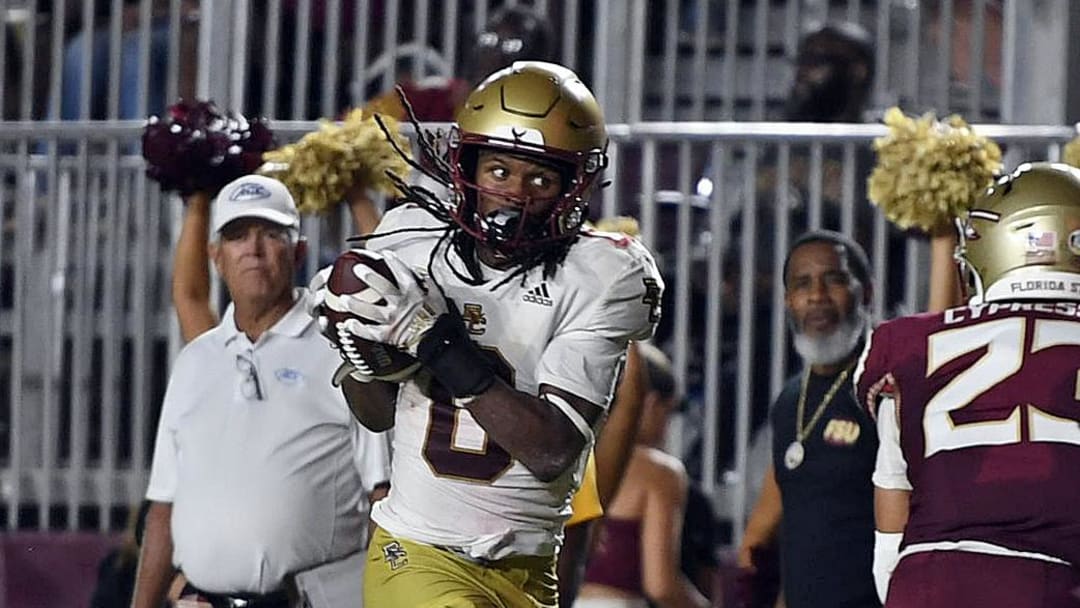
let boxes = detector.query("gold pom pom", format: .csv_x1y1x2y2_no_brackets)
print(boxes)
867,107,1002,232
1062,136,1080,169
593,216,641,237
261,109,412,214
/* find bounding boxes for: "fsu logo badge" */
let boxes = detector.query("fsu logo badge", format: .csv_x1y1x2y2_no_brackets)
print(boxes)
822,418,861,446
462,303,487,336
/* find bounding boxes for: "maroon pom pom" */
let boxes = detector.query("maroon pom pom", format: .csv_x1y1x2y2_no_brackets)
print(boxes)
142,100,275,197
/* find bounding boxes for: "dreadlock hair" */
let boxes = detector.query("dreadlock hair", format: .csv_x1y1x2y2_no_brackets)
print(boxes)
364,87,582,291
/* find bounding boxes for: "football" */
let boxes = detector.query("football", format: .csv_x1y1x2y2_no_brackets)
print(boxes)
326,249,397,319
323,250,420,380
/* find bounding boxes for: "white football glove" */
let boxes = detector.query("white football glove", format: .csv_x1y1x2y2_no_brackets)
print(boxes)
322,249,447,357
306,265,332,318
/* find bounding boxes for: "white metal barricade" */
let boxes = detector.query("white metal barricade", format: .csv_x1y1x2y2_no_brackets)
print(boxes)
0,119,1074,541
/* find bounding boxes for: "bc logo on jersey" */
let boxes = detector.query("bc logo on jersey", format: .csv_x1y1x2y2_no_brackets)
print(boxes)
462,303,487,335
382,541,409,570
641,278,662,323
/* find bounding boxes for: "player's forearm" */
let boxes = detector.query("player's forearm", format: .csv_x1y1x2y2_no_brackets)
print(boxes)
341,376,398,432
874,487,910,533
412,313,591,481
465,380,586,482
130,501,177,608
172,190,217,342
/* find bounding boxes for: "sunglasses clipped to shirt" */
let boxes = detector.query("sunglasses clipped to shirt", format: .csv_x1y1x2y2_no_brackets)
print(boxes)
236,352,265,401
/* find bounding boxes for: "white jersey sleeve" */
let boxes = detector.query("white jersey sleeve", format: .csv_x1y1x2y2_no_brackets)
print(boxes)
872,396,912,491
536,233,664,408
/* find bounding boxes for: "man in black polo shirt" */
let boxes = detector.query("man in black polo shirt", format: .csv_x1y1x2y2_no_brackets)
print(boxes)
738,230,880,608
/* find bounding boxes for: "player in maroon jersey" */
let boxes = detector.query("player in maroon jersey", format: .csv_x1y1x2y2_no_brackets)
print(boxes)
855,162,1080,607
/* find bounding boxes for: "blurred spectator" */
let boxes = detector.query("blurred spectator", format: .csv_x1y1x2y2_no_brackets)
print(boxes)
681,484,721,602
247,1,362,119
56,0,197,120
365,5,557,122
785,21,875,123
576,343,711,608
738,231,879,608
683,22,897,487
921,0,1003,118
559,341,649,607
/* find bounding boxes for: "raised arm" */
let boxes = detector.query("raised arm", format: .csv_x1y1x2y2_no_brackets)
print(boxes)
927,229,963,313
172,191,217,342
345,185,382,236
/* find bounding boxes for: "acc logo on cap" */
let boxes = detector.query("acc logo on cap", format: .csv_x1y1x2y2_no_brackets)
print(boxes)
230,183,273,201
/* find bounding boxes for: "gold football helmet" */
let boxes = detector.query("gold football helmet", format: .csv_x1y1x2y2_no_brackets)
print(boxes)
957,162,1080,303
449,61,608,256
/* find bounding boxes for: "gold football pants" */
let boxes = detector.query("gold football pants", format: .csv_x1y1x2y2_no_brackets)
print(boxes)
364,527,558,608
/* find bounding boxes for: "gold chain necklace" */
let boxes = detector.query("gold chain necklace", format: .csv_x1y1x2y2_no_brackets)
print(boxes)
783,363,854,470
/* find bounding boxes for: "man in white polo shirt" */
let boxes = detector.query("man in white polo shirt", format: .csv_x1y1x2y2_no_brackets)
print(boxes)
131,175,391,608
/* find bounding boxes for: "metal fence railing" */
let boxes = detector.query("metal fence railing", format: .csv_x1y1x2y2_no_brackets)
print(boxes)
1,1,1061,127
1,119,1074,541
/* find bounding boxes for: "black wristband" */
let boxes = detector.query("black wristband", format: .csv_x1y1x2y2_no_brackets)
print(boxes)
416,313,497,398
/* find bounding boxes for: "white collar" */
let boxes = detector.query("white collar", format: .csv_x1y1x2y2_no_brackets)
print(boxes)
216,288,313,349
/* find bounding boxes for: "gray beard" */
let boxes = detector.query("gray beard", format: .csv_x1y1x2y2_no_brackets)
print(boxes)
792,309,867,366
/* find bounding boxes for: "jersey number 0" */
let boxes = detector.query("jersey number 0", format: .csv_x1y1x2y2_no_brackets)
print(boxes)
422,348,514,482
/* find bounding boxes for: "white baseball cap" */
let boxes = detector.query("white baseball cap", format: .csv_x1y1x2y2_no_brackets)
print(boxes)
212,175,300,234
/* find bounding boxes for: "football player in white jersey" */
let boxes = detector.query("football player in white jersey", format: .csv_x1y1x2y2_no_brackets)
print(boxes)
314,61,664,607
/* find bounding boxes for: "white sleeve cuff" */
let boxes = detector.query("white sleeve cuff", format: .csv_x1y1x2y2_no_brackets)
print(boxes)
873,530,903,603
543,392,595,445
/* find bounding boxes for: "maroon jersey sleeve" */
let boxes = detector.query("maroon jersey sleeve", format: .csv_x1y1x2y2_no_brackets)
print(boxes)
855,319,899,420
883,302,1080,566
